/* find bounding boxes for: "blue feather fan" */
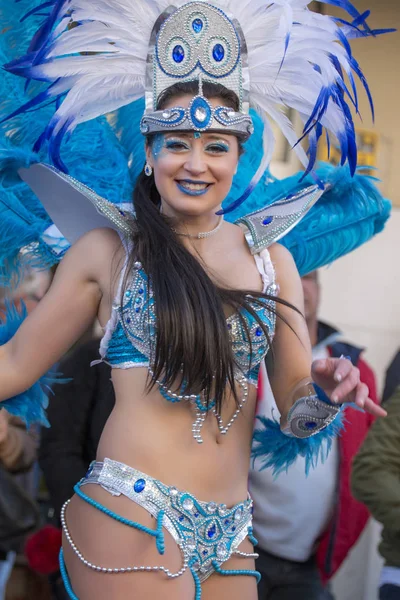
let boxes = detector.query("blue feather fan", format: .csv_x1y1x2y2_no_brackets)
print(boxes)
0,303,65,427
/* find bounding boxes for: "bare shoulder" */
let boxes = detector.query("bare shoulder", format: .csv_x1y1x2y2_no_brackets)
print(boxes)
72,227,123,259
268,243,302,304
55,227,125,285
268,242,296,270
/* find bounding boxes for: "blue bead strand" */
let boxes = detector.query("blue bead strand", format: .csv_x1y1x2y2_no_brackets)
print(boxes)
189,558,202,600
59,549,80,600
156,510,165,555
74,483,165,553
211,560,261,583
247,526,258,547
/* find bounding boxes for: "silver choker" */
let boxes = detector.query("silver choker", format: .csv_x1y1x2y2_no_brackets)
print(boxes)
173,216,224,239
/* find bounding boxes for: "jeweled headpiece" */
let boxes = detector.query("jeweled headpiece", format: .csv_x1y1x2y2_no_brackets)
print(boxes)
140,2,253,138
3,0,391,213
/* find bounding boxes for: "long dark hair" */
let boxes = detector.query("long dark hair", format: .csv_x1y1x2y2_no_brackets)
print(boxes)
122,80,296,413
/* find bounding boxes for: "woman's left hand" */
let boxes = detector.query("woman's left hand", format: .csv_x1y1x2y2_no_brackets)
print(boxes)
311,357,387,418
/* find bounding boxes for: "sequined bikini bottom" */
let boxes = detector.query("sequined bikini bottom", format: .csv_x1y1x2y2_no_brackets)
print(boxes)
60,458,260,599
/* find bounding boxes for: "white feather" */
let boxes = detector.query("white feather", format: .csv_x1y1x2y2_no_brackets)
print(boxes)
11,0,375,173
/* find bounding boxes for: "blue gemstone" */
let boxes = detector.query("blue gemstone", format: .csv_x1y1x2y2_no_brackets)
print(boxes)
139,289,144,294
213,43,225,62
305,421,318,430
125,291,132,298
194,512,199,518
190,96,212,130
133,478,146,493
224,519,230,525
179,516,185,522
231,526,236,532
126,317,131,324
262,216,273,225
227,324,232,330
202,550,208,556
172,45,185,63
207,524,216,538
255,327,262,337
135,307,140,313
192,18,203,33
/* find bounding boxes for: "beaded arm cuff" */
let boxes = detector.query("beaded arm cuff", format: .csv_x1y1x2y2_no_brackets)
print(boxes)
251,381,345,475
281,382,342,439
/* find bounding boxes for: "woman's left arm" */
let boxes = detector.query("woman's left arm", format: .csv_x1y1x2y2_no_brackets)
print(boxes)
267,243,386,421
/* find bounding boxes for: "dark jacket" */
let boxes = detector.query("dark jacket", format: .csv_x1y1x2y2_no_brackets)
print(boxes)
382,350,400,403
39,339,115,518
351,388,400,568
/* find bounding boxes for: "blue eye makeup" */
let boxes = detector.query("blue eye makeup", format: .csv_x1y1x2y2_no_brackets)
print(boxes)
162,136,230,154
151,133,167,160
204,141,230,153
164,137,190,151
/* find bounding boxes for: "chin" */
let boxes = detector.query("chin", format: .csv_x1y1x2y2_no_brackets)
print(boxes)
164,194,221,217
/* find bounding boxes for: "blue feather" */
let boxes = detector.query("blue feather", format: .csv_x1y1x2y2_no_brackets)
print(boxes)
349,56,375,121
280,163,391,275
0,302,65,427
251,410,346,477
20,1,55,23
0,1,134,286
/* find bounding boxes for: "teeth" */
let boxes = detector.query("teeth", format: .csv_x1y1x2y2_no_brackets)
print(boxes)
179,182,208,191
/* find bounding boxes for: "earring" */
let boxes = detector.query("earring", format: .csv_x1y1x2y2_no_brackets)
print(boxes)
144,163,153,177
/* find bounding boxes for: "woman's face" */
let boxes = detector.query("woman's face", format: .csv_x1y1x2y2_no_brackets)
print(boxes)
145,94,240,218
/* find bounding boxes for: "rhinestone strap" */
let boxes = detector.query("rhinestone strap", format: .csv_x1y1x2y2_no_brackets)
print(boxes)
233,550,259,559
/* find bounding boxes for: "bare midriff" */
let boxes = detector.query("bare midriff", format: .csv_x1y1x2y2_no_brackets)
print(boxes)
95,366,257,506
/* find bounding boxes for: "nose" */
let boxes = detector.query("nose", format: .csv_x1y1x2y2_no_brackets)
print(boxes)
183,146,207,175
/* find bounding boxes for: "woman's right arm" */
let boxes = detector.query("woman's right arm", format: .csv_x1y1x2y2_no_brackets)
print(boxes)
0,228,120,402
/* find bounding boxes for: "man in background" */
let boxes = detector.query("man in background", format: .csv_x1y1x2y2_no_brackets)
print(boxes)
352,386,400,600
0,411,38,599
250,270,379,599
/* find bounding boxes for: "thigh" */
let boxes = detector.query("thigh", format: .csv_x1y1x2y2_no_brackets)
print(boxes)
380,584,400,600
62,485,194,600
202,538,258,600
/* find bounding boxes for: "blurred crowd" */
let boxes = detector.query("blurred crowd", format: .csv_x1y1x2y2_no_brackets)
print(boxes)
0,267,399,600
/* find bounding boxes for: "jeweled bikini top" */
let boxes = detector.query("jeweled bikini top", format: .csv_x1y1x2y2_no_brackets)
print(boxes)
98,247,277,442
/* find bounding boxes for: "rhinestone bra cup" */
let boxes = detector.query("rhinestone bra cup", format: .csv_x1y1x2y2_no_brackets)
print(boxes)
101,259,276,441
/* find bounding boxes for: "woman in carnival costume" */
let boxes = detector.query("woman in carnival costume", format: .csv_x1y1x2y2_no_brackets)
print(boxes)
0,1,392,598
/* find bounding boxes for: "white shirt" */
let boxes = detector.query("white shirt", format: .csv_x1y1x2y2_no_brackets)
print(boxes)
248,348,339,562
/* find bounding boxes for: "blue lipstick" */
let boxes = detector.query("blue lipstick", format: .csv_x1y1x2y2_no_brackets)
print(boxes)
176,180,211,196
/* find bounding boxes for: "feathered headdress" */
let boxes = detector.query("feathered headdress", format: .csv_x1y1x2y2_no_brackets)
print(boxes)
3,0,393,213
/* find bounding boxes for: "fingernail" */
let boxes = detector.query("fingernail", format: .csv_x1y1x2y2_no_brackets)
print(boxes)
332,395,339,403
335,374,342,382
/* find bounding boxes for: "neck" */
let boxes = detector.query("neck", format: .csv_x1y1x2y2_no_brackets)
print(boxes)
161,202,222,238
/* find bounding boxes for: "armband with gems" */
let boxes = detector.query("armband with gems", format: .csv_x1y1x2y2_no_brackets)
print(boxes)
280,380,342,439
251,380,345,476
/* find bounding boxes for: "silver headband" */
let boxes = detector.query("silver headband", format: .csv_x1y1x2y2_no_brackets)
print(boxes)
141,2,252,138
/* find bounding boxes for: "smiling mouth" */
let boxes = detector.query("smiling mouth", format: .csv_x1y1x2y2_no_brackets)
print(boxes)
176,180,212,192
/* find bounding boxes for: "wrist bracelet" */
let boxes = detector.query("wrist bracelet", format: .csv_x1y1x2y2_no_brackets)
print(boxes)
281,381,342,439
